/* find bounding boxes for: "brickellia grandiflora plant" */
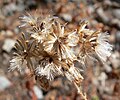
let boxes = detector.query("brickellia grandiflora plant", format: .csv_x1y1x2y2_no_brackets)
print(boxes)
9,11,112,100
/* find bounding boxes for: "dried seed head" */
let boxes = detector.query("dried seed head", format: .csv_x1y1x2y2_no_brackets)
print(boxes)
77,21,112,64
35,50,63,81
9,12,112,98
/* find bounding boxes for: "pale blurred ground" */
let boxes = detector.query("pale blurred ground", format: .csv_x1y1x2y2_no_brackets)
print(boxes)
0,0,120,100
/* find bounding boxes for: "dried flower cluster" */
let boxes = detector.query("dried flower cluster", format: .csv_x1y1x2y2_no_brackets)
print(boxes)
9,12,112,99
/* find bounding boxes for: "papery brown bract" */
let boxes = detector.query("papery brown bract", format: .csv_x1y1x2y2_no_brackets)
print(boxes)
25,71,50,91
35,76,50,91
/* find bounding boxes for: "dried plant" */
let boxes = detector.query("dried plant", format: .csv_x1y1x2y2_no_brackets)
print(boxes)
9,12,112,100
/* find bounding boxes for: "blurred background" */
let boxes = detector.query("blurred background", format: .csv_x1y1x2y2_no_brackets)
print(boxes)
0,0,120,100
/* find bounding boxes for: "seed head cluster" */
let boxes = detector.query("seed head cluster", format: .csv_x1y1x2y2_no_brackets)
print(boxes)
9,12,112,99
